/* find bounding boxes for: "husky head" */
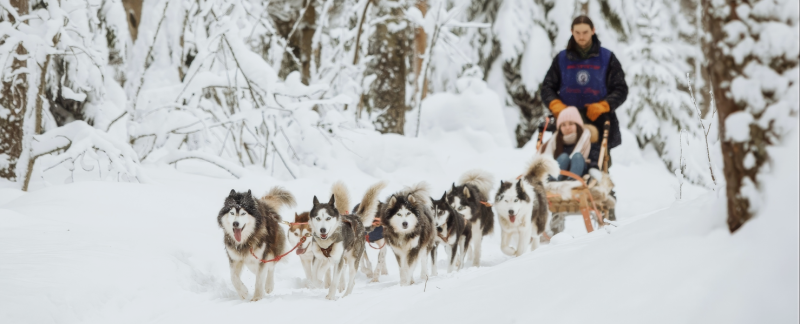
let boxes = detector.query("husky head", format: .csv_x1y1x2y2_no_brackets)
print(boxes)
218,189,261,245
384,194,421,234
431,192,457,236
288,212,312,254
309,195,341,240
447,183,478,221
494,180,532,224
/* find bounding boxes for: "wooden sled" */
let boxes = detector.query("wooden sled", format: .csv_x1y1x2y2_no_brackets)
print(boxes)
536,116,617,234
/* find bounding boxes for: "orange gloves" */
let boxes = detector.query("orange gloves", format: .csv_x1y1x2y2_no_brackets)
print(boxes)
585,101,610,121
549,99,567,117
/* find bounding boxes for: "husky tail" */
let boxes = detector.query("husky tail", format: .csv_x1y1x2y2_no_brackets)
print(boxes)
401,181,432,208
261,186,297,211
331,181,352,214
354,181,387,225
458,169,494,198
524,154,560,185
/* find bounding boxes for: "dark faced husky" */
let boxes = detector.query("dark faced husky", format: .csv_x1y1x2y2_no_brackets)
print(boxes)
494,155,559,256
381,182,435,286
447,170,495,267
307,181,383,300
217,187,296,301
431,192,472,274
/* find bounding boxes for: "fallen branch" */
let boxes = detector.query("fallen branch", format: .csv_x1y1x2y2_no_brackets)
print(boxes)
686,73,717,187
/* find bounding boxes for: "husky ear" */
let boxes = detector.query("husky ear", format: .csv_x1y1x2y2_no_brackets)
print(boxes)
313,195,320,205
407,194,416,204
247,189,252,197
229,189,236,196
328,194,336,206
500,180,505,188
294,212,300,221
430,197,436,205
463,186,471,199
451,183,456,191
387,196,397,209
440,191,447,201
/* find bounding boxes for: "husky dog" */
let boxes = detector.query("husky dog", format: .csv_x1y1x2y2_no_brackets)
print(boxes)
381,182,435,286
494,155,559,256
349,182,390,283
431,192,472,273
286,211,318,287
217,187,296,301
308,181,381,300
448,170,495,267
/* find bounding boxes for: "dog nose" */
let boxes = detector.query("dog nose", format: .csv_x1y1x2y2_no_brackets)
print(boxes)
437,227,443,232
320,228,327,234
508,210,514,215
402,222,408,228
233,221,239,228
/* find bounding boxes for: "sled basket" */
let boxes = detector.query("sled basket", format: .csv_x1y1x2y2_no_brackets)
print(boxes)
536,115,616,233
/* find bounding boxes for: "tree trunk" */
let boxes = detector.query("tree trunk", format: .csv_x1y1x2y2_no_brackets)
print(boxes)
299,0,317,85
121,0,143,42
412,0,428,101
706,0,797,232
363,0,410,134
0,0,29,181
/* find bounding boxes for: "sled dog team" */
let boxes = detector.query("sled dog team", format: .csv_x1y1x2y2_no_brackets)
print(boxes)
217,155,560,300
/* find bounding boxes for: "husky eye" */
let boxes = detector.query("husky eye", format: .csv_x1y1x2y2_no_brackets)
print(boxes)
326,217,331,221
406,212,411,216
230,211,234,215
294,233,299,236
458,206,465,211
438,210,444,215
514,199,519,203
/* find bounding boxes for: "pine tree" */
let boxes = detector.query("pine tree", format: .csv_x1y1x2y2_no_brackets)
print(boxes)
706,0,799,232
0,0,29,181
625,0,702,183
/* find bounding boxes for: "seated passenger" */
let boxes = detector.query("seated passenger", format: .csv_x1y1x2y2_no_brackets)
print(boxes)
538,107,592,181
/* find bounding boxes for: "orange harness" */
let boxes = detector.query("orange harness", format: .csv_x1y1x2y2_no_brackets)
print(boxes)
250,236,308,263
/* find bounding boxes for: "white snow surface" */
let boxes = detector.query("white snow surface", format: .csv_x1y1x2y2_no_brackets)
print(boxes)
2,116,797,323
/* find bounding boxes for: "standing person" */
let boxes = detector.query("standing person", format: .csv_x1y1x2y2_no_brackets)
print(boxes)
538,107,592,180
540,16,628,170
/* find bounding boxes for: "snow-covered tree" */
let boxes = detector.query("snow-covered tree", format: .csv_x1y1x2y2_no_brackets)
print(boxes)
706,0,799,232
624,0,706,184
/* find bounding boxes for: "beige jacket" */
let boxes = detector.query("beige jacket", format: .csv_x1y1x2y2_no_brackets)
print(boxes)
538,125,592,163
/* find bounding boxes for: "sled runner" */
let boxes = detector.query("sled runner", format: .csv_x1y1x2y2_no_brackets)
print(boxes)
536,116,617,234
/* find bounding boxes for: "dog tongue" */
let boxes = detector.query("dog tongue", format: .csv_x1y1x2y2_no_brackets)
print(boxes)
296,247,306,255
509,215,516,223
234,228,242,242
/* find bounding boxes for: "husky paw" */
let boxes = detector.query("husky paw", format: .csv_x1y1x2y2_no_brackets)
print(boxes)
236,289,249,300
370,276,380,283
251,294,263,302
325,294,338,301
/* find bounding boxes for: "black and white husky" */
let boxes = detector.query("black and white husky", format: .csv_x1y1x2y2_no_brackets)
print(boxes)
307,181,381,300
217,187,296,301
494,155,559,256
431,192,472,274
381,182,436,286
447,170,495,267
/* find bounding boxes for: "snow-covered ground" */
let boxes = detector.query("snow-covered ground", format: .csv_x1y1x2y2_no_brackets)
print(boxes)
1,117,797,323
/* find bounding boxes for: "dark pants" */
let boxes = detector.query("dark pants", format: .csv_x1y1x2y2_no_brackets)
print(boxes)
554,153,587,181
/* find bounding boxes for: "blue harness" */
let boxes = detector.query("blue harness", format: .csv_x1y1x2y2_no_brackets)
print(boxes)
558,48,612,109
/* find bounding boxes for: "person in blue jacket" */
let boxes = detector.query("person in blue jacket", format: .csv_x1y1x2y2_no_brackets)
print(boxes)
540,15,628,170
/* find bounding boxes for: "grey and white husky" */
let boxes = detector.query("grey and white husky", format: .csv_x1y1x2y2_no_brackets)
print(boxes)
307,181,382,300
447,170,495,267
494,155,559,256
381,182,436,286
217,187,296,301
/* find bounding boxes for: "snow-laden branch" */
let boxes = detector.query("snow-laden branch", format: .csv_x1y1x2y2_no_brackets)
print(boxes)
159,151,247,178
